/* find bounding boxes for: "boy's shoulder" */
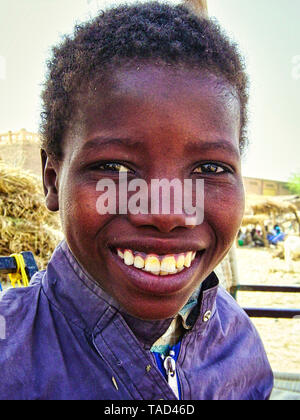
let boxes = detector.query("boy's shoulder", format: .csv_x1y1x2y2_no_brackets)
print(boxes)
0,272,44,341
215,284,259,334
216,284,248,315
0,274,47,398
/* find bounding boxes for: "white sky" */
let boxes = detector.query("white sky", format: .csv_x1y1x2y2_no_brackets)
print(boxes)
0,0,299,182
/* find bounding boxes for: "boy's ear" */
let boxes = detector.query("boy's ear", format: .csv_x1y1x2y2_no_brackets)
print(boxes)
41,149,59,212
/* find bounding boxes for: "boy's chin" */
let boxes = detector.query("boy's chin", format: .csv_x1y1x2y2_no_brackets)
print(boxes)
121,306,180,322
115,296,195,321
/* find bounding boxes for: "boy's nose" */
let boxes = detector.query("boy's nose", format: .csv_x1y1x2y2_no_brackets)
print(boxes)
128,212,196,233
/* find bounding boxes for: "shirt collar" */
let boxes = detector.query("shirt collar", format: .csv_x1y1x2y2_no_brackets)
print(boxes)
150,287,201,354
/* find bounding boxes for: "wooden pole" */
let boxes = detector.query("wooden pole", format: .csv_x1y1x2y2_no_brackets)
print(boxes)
182,0,242,294
183,0,208,16
228,244,240,298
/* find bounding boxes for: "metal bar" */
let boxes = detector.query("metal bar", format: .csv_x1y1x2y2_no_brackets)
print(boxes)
237,285,300,293
21,252,39,280
0,256,17,274
244,308,300,319
0,253,39,280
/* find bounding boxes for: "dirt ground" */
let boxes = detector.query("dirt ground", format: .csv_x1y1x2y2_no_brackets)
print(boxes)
235,246,300,374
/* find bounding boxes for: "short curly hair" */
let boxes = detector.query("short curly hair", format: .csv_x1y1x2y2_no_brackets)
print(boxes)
40,1,249,159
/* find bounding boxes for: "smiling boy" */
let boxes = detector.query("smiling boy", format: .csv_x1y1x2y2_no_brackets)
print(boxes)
0,2,273,400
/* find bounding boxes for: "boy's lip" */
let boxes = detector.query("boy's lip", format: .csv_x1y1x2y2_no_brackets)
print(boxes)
108,243,205,295
107,237,205,256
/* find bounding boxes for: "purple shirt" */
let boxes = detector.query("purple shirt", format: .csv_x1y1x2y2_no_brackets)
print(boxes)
0,241,273,400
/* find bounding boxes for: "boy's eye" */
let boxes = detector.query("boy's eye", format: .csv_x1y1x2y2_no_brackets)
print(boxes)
193,163,230,174
94,162,131,173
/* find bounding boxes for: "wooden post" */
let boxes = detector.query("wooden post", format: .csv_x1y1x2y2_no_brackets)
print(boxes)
182,0,242,295
260,222,269,247
183,0,208,16
228,244,240,298
292,209,300,235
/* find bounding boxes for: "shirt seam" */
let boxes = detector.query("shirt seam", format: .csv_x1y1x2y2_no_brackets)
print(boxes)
93,323,143,399
40,284,87,332
113,315,176,400
60,244,115,309
42,243,119,331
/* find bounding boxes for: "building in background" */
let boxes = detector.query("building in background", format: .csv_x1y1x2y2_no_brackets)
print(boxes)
0,129,40,144
243,177,290,196
0,129,42,176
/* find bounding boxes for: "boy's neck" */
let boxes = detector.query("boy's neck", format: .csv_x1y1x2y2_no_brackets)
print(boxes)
120,311,174,351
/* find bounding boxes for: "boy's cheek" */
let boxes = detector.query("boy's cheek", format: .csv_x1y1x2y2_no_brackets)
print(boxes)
60,185,114,240
204,178,245,211
204,182,245,237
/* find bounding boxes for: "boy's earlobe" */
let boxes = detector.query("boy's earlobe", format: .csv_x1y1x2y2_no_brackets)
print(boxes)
41,149,59,212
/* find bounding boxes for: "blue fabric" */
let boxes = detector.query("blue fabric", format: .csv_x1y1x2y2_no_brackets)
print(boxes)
153,341,182,399
267,232,286,245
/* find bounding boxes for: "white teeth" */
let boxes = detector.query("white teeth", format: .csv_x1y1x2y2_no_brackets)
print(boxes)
176,254,185,270
184,252,192,268
116,248,198,276
124,250,134,266
117,249,124,259
134,255,145,269
144,255,161,273
160,256,176,274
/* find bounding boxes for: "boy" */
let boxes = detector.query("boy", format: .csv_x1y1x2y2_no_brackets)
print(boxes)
0,2,273,400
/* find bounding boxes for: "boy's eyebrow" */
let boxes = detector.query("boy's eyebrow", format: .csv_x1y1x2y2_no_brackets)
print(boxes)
81,137,240,159
81,136,139,151
185,140,240,159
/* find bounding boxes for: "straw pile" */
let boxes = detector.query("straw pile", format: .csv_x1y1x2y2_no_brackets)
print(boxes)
241,214,268,227
244,194,300,235
251,199,298,217
0,161,63,283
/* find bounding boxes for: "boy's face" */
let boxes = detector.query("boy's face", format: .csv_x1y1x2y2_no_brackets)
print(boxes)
44,64,244,320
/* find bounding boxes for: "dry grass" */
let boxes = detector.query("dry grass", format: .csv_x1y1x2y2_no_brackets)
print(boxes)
0,162,62,281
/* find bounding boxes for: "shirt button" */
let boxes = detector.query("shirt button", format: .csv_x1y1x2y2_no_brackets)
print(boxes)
203,310,212,322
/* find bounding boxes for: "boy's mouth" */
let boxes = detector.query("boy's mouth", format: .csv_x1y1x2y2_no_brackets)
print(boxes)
108,242,206,297
116,248,197,276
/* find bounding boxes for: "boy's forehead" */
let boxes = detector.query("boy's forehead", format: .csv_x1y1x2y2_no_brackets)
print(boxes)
67,63,241,153
87,63,238,105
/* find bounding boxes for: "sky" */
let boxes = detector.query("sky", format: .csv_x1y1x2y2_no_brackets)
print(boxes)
0,0,299,182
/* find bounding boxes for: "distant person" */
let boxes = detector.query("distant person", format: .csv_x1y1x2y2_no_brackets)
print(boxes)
268,225,286,245
251,228,264,247
274,225,281,235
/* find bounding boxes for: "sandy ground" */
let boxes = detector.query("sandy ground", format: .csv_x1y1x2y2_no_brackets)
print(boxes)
235,246,300,374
